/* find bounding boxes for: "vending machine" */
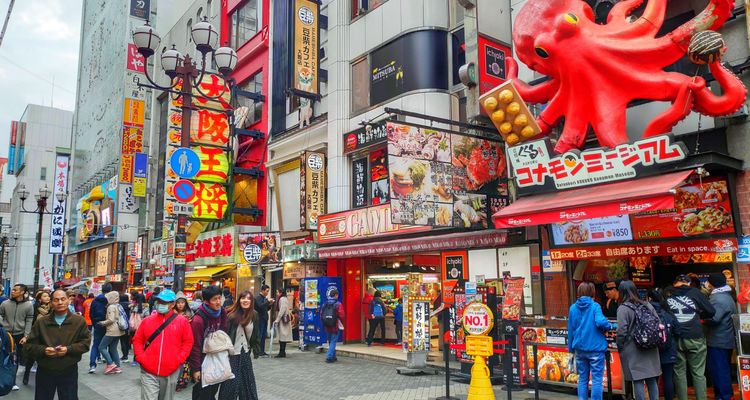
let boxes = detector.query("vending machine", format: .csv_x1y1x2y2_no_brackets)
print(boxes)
300,277,343,346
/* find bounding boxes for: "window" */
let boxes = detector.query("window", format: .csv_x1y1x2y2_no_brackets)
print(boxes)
238,71,263,126
40,167,47,180
230,0,261,49
351,57,370,115
352,0,387,19
351,148,388,208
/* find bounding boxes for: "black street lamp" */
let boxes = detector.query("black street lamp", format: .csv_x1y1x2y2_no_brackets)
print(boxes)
16,184,66,295
0,229,19,295
132,18,237,293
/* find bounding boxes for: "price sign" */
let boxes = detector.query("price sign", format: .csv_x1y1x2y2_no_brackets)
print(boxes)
463,302,494,336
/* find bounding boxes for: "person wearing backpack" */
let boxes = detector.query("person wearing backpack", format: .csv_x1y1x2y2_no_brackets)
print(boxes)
89,283,113,373
133,289,193,400
704,272,737,400
648,288,678,400
567,282,612,400
25,289,91,400
366,291,387,347
322,289,344,363
666,274,715,400
189,285,228,400
119,293,132,362
98,291,125,374
616,280,661,400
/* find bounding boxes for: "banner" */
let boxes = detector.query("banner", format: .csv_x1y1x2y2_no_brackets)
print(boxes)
133,153,147,197
300,151,326,230
292,0,319,98
49,155,69,254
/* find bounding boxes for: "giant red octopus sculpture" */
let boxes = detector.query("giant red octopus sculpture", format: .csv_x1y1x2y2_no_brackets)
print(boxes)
509,0,747,154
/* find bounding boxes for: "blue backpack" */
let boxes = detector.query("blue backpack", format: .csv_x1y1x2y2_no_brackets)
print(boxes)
372,302,384,318
0,327,16,396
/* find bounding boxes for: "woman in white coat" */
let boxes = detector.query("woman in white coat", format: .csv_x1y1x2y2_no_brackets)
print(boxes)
273,288,292,358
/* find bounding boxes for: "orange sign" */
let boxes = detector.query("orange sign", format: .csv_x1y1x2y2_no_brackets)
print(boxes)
123,98,145,127
120,155,134,183
121,125,144,154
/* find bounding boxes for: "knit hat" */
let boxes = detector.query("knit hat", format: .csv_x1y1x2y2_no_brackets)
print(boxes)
708,272,727,288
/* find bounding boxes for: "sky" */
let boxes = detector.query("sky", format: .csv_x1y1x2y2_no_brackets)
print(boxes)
0,0,82,200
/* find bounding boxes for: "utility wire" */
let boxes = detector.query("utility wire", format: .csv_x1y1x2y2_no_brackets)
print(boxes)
0,53,75,94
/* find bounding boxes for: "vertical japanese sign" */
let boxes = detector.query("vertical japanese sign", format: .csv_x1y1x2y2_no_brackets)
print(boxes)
406,297,431,353
351,158,367,208
49,155,69,254
133,152,148,197
300,151,326,230
739,356,750,400
7,121,17,175
126,44,146,73
292,0,319,98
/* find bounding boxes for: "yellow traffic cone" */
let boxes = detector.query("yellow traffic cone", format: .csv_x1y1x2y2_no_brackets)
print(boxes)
467,355,495,400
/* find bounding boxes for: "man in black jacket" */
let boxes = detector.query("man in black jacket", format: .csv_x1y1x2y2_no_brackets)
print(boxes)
254,285,273,356
87,282,112,374
667,274,716,400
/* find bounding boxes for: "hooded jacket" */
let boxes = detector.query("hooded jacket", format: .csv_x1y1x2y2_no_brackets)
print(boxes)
651,301,678,364
567,296,612,353
89,293,109,331
133,309,194,377
100,291,124,337
666,285,715,339
0,297,34,336
706,287,737,349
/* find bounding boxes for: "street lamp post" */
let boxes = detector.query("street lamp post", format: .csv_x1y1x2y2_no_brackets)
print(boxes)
16,184,66,295
0,230,19,295
132,18,237,293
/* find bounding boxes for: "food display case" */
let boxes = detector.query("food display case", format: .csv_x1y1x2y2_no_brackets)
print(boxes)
520,317,625,394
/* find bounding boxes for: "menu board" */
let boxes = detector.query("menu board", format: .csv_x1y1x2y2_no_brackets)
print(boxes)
630,177,734,239
628,256,654,285
352,158,367,208
551,215,633,245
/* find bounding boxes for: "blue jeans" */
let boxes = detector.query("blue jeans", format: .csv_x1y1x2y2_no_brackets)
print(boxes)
258,318,268,354
98,335,121,367
662,363,675,400
633,377,659,400
575,351,605,400
707,347,733,400
89,326,104,368
326,331,340,361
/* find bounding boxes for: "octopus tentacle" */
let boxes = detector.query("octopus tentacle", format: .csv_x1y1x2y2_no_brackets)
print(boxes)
603,0,667,39
693,61,748,116
643,80,697,137
669,0,734,51
553,112,590,154
506,57,559,104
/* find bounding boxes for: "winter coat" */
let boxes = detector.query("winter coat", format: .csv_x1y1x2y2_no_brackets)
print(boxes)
651,301,678,364
323,298,345,334
25,312,91,372
189,304,228,373
363,293,374,321
34,303,51,322
567,296,611,353
616,301,662,381
227,312,260,354
706,287,737,349
83,298,94,326
666,285,715,339
274,296,293,343
0,298,34,336
133,310,194,377
100,291,124,337
254,294,270,321
89,293,108,334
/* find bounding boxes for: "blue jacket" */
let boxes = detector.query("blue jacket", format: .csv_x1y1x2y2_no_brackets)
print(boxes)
568,296,612,353
393,304,403,322
89,294,108,326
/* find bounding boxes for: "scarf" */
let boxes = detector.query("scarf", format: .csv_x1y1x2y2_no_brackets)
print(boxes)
712,285,733,295
37,304,50,319
201,304,222,319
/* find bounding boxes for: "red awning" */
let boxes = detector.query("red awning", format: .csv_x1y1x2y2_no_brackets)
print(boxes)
493,170,694,228
317,230,508,259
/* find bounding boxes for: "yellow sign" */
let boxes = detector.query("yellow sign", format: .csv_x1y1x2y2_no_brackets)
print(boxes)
194,146,229,183
133,176,147,197
293,0,319,97
191,109,230,146
463,302,494,336
123,98,145,127
465,335,493,357
120,154,134,184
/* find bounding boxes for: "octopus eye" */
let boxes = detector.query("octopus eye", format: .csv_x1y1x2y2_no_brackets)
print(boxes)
535,47,549,59
564,13,579,24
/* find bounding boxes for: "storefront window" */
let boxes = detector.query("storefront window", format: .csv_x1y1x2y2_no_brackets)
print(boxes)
351,57,369,114
239,71,263,126
230,0,261,49
351,147,388,208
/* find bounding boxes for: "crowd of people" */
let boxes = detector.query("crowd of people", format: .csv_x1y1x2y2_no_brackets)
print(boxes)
568,273,737,400
0,282,346,400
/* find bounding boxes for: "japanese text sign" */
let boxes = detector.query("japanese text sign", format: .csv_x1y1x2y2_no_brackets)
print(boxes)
343,123,388,154
120,154,134,183
194,146,229,183
190,109,230,146
123,98,145,127
191,182,228,220
292,0,319,98
49,154,69,254
300,151,326,230
126,43,146,73
187,226,234,267
122,125,144,154
406,296,431,353
549,238,738,260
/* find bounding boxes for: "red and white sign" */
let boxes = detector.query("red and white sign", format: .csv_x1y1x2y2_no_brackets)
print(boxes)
549,238,738,261
508,136,687,190
126,44,146,73
463,302,494,336
317,203,431,244
186,226,234,266
478,35,510,95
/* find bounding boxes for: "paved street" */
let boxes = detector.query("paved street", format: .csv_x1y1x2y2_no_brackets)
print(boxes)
4,348,577,399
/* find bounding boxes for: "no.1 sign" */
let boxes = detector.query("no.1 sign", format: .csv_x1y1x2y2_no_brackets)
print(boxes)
463,302,494,336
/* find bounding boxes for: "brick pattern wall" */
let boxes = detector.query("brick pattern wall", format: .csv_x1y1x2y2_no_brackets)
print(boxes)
738,171,750,236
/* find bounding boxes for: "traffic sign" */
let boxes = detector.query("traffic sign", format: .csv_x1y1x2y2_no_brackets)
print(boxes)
170,147,201,178
463,302,494,336
173,179,197,203
243,244,262,263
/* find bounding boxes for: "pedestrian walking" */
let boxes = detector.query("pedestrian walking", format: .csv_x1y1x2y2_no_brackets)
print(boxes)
189,285,228,400
190,292,203,313
617,280,661,400
98,291,125,374
83,293,94,331
393,297,403,345
705,272,737,400
120,293,132,362
567,282,612,400
219,291,259,400
254,285,272,356
221,288,234,309
321,289,344,363
667,274,715,400
648,288,678,400
0,283,34,391
23,291,52,384
149,287,162,312
89,283,113,373
174,292,193,392
362,288,375,344
133,289,193,400
366,290,387,346
25,289,91,400
273,288,292,358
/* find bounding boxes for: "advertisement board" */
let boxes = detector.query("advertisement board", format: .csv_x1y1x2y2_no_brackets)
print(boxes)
478,35,509,95
317,203,431,244
300,151,326,230
49,155,69,254
292,0,319,98
551,215,633,246
236,232,282,265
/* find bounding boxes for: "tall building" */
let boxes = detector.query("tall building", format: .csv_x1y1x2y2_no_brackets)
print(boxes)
6,105,72,288
67,0,155,288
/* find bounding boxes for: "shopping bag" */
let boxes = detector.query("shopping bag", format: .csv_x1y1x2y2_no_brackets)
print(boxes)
201,351,234,387
267,324,275,356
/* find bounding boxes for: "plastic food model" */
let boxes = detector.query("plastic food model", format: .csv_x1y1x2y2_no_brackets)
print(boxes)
501,0,746,153
481,84,542,146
